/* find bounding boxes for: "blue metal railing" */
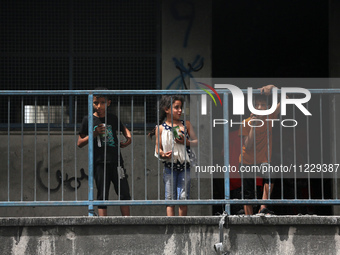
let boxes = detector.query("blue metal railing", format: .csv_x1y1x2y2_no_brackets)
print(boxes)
0,89,340,216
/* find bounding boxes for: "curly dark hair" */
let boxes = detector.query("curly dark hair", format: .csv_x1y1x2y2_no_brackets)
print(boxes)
148,95,184,139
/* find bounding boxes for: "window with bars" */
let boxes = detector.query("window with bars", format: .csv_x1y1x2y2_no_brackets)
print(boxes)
0,0,160,128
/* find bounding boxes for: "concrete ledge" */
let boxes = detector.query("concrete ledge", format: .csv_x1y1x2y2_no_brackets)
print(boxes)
1,215,340,227
1,216,340,254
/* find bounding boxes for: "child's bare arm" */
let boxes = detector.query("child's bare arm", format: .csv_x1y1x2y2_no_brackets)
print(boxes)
77,134,88,148
120,125,132,148
242,114,256,150
185,120,198,147
77,126,102,148
260,84,281,117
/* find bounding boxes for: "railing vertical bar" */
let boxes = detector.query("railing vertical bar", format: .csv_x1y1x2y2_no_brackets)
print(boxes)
88,94,94,216
131,96,135,200
184,99,188,201
34,97,37,201
156,96,160,200
144,96,147,200
119,96,123,200
306,102,311,200
253,93,257,201
320,95,324,200
240,115,244,200
7,96,10,201
223,93,230,214
209,99,213,199
171,97,174,200
61,96,64,201
74,96,78,201
333,96,337,200
267,97,271,200
197,96,200,200
280,110,284,200
118,96,121,200
103,95,108,201
21,97,24,201
183,98,191,199
293,95,297,200
48,96,51,201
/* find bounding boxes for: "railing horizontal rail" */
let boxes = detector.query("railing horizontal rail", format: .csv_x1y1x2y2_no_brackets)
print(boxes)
1,199,340,207
2,89,340,96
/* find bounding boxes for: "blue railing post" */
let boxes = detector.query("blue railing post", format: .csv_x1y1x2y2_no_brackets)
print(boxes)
88,93,94,216
223,93,230,214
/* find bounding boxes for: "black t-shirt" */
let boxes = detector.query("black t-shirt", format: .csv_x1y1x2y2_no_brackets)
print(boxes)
79,113,125,165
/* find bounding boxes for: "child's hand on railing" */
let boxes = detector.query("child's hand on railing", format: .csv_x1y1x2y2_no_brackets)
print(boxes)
259,84,276,96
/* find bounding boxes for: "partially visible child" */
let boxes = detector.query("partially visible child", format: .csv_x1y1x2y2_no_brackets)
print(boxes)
239,84,281,215
77,88,131,216
149,95,197,216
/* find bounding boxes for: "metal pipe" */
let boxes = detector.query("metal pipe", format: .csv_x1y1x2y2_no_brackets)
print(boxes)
131,96,135,200
156,96,160,200
2,88,340,96
333,96,337,200
48,97,51,201
209,100,213,199
306,102,311,200
293,95,297,200
34,97,37,201
21,97,24,202
88,94,94,216
61,97,64,201
144,96,147,200
223,93,230,214
197,96,200,200
74,96,78,201
118,96,121,200
7,97,10,201
320,95,324,200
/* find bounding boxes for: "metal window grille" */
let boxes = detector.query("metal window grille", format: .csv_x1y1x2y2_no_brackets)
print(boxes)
0,0,160,128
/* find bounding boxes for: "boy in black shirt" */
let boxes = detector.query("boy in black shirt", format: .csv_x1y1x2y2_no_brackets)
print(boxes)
78,90,131,216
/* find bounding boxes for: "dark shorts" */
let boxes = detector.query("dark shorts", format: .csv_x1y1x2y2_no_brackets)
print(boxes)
94,162,131,209
240,163,273,200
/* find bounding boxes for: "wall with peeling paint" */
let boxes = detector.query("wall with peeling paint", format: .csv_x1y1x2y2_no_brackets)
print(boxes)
1,216,340,255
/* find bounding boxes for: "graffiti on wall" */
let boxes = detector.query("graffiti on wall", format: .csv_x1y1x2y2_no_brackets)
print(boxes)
170,0,195,48
167,0,206,89
37,161,88,192
166,55,204,90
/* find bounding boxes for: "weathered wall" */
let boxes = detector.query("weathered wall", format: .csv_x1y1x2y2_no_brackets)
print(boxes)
162,0,211,90
2,216,340,255
0,132,212,217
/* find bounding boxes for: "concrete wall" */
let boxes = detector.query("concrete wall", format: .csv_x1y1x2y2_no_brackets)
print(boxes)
2,216,340,255
0,132,212,217
162,0,211,89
